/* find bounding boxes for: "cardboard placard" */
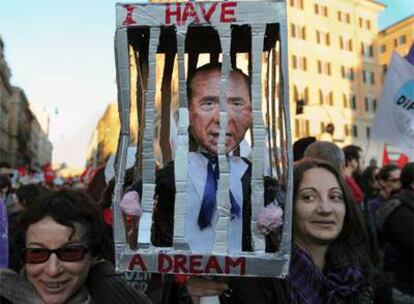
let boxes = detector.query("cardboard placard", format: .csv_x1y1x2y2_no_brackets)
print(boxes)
113,1,293,278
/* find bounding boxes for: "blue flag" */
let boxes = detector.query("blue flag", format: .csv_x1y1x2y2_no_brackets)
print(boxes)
405,43,414,65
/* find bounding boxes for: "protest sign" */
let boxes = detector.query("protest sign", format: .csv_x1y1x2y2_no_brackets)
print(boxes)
113,1,293,278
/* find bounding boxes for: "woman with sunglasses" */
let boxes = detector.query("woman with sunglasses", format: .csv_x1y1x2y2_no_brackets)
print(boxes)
0,189,151,304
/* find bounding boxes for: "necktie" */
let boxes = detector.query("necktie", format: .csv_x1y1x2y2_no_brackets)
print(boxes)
197,154,241,230
197,155,219,230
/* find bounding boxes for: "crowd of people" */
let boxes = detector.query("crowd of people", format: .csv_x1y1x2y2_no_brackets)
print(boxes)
0,142,412,304
0,62,412,304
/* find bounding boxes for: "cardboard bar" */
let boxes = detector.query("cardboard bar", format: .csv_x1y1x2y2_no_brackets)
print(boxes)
173,28,190,250
119,250,290,278
212,25,232,254
139,27,160,246
114,28,130,252
250,24,266,252
277,19,293,256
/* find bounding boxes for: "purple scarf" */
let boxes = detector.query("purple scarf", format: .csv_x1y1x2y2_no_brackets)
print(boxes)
286,245,364,304
0,200,8,268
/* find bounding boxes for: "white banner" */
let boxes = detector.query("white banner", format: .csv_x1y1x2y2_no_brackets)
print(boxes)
372,52,414,156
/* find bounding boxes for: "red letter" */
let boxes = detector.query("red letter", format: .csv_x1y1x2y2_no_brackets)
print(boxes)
122,5,137,26
182,2,199,24
220,2,237,23
225,256,246,275
166,3,181,25
189,255,204,274
158,253,173,273
128,254,147,271
173,254,188,273
200,3,218,23
204,256,223,274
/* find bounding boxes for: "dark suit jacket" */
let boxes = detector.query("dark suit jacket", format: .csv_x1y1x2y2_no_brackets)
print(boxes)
151,158,281,252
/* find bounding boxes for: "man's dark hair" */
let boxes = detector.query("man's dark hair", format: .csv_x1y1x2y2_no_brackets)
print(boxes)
376,164,399,181
0,174,11,189
400,162,414,189
293,137,316,161
16,184,45,209
303,141,345,171
21,190,108,258
186,62,251,102
342,145,362,166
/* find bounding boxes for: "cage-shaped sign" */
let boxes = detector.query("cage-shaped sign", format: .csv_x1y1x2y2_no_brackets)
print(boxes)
113,0,293,277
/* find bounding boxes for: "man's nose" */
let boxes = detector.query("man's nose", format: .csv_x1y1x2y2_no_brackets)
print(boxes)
44,254,63,277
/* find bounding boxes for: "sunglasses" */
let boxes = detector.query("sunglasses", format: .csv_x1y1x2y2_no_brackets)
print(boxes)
22,245,89,264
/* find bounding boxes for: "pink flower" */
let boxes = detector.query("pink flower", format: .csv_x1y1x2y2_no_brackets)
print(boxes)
256,204,283,235
120,191,142,217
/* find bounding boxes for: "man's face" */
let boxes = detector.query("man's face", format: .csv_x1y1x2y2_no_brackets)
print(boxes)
189,69,252,154
379,169,401,197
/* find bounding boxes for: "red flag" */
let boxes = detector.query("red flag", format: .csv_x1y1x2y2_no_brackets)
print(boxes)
42,163,55,183
80,164,96,184
396,153,409,169
17,166,27,177
382,145,391,165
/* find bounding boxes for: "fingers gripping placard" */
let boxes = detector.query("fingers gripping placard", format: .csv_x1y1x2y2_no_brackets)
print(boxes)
114,1,293,278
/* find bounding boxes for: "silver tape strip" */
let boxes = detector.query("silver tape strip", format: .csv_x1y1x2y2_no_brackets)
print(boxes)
212,25,232,254
271,46,281,180
114,28,130,257
139,27,161,246
250,24,266,252
173,27,190,250
278,19,293,259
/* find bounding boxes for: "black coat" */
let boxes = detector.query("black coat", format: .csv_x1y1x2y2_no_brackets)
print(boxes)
151,159,254,251
382,189,414,295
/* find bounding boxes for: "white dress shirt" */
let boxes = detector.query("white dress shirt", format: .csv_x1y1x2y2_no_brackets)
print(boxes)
185,152,249,253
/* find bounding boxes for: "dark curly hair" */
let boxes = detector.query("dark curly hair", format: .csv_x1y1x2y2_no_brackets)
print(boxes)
21,189,108,258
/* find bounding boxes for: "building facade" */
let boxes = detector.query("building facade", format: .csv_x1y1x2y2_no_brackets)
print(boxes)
0,36,53,170
287,0,385,159
377,14,414,76
0,37,13,166
86,102,121,166
9,88,33,168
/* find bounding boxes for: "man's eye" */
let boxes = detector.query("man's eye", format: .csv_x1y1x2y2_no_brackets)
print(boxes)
229,99,243,107
201,99,217,110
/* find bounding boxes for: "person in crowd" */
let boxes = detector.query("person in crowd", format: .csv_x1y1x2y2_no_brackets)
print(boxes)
364,164,401,304
183,158,373,303
359,166,380,202
366,164,401,234
293,137,316,162
0,190,7,269
8,184,47,272
0,175,15,215
0,175,13,270
378,162,414,303
342,145,364,205
0,189,151,304
303,141,345,172
85,165,107,203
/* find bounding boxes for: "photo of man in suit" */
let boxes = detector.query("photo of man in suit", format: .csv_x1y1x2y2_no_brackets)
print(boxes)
185,63,252,253
152,63,253,253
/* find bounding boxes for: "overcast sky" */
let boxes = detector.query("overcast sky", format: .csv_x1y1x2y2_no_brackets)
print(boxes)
0,0,412,168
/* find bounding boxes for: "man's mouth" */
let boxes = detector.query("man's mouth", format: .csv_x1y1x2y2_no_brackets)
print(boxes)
209,132,232,138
